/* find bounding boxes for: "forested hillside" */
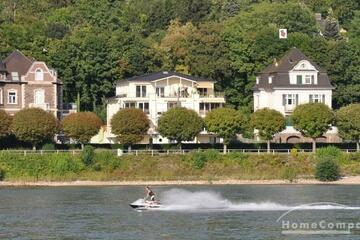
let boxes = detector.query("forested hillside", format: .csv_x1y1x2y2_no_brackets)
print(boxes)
1,0,359,114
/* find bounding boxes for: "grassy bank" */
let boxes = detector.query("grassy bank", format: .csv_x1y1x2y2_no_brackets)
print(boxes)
0,149,359,182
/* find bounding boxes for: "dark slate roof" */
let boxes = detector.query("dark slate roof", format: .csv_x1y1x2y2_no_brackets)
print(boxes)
254,48,333,91
3,50,34,78
124,71,213,82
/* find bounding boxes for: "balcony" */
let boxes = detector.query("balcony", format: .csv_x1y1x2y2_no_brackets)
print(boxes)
29,103,50,111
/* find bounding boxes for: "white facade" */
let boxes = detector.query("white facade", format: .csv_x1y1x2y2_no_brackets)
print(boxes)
103,72,226,144
254,56,337,141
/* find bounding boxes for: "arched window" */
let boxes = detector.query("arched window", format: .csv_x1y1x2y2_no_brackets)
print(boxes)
35,68,44,81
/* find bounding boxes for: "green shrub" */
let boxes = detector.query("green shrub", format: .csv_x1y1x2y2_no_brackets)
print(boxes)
191,152,207,169
81,146,94,166
316,146,342,160
315,157,341,182
228,151,249,161
282,166,297,182
93,151,120,172
42,143,56,151
203,149,220,161
0,168,5,181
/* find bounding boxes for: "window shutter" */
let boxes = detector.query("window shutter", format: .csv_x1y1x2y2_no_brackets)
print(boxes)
297,75,302,84
322,95,325,103
295,94,299,105
309,94,313,103
282,94,286,105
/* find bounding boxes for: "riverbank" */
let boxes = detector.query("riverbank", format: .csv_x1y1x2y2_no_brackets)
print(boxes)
0,149,359,182
1,176,360,186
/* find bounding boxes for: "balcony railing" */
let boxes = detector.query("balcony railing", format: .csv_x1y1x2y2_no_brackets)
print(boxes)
29,103,50,110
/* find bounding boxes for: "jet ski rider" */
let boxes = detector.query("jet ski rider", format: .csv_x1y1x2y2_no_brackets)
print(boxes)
145,186,156,202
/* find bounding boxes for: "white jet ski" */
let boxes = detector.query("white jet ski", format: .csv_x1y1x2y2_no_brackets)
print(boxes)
130,199,162,210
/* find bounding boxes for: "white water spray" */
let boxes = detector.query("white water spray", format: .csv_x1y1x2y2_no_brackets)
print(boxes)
155,189,360,212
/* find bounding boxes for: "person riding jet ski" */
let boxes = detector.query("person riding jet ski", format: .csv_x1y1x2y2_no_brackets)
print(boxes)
145,186,156,202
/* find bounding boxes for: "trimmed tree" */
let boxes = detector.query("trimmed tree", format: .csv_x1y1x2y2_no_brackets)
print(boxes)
110,108,150,151
0,110,12,139
336,104,360,151
205,108,246,154
11,108,58,150
251,108,286,153
291,103,334,153
157,107,203,149
61,112,102,148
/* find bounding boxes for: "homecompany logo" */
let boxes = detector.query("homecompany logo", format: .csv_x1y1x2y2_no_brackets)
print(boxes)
276,202,360,235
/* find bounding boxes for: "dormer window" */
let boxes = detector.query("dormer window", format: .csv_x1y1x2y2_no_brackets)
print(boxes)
11,72,19,81
268,76,273,84
305,75,312,84
35,69,44,81
296,75,302,84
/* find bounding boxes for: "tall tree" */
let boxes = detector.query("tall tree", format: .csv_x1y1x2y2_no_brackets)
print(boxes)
11,108,58,150
336,104,360,151
157,107,203,149
251,108,286,153
205,108,245,154
291,103,334,153
110,108,150,151
0,110,11,139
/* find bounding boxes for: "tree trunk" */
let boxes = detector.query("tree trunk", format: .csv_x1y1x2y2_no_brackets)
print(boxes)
223,144,227,154
312,138,316,153
128,145,132,153
178,142,182,151
357,141,360,152
32,145,36,151
77,91,81,112
267,140,271,154
81,143,84,150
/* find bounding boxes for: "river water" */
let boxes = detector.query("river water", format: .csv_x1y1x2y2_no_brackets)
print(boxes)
0,185,359,239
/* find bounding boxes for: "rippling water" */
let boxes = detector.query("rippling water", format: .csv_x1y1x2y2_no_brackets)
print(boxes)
0,185,360,239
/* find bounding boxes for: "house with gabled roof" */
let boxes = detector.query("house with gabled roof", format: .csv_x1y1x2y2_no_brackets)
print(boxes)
0,50,64,118
102,71,226,144
253,47,339,143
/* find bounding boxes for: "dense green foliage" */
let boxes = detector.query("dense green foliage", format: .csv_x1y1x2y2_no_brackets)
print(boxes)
336,104,360,150
316,146,343,160
1,0,360,112
315,157,341,182
292,103,334,152
157,107,204,146
205,108,245,152
110,108,150,147
0,110,11,139
251,108,286,152
11,108,58,149
61,112,102,144
81,145,94,166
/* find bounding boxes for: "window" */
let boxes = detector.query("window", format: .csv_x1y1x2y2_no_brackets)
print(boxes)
309,94,325,103
268,76,273,84
35,69,44,81
305,75,312,84
8,90,17,104
156,87,165,97
136,85,146,97
198,88,208,96
0,88,3,105
124,102,136,108
34,89,45,104
282,94,298,106
199,103,222,114
296,75,302,85
138,102,149,114
11,72,19,81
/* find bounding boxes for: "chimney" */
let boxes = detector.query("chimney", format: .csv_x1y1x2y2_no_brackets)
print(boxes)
273,58,278,67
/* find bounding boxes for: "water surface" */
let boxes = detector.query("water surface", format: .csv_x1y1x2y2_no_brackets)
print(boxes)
0,185,359,239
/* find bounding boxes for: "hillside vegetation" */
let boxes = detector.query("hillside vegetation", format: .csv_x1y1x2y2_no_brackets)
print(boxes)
0,0,359,116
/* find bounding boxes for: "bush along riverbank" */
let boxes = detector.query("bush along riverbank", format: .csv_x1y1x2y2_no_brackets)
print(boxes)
0,147,359,182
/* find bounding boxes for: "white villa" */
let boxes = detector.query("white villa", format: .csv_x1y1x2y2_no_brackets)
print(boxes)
253,47,339,143
99,71,226,144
